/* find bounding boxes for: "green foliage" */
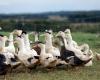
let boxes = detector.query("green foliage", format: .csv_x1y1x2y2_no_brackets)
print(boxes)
0,19,100,33
0,20,70,32
70,23,100,33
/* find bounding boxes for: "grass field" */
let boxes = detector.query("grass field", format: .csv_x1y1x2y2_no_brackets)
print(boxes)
0,32,100,80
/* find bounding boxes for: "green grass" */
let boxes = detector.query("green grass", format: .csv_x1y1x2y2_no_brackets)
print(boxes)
72,32,100,52
0,32,100,80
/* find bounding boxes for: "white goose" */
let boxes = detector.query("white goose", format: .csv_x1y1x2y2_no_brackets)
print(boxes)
56,31,93,66
64,29,78,49
37,42,57,68
65,30,93,66
21,31,39,56
65,29,91,55
45,30,61,59
15,36,39,68
0,35,20,67
21,31,31,50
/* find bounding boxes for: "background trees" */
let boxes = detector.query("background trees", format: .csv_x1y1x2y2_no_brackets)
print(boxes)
0,11,100,33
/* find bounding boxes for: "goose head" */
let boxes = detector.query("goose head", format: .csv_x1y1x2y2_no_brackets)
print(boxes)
84,50,94,59
13,29,22,36
64,29,71,34
21,31,28,39
0,35,8,47
64,29,72,40
45,30,53,39
0,35,8,42
14,36,23,45
45,29,53,34
56,31,66,38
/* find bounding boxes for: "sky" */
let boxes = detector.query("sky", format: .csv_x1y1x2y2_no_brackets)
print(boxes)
0,0,100,14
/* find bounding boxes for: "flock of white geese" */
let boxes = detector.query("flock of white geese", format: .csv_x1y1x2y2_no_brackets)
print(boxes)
0,29,99,79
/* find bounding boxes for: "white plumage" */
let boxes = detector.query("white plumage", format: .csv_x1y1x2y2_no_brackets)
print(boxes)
16,36,39,67
0,35,20,67
37,42,57,67
56,31,93,64
45,30,61,59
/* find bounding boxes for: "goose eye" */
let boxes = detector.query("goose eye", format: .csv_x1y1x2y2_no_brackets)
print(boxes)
56,56,61,59
46,57,50,59
81,50,84,52
84,54,87,55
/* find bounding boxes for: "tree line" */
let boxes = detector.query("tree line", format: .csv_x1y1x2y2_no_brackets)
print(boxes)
0,11,100,22
0,11,100,32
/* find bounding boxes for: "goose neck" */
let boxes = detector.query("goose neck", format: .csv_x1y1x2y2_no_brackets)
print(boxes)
45,36,53,47
23,34,31,49
24,34,29,42
8,41,14,46
62,37,69,49
0,40,6,52
8,33,14,46
18,39,25,51
40,45,46,56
